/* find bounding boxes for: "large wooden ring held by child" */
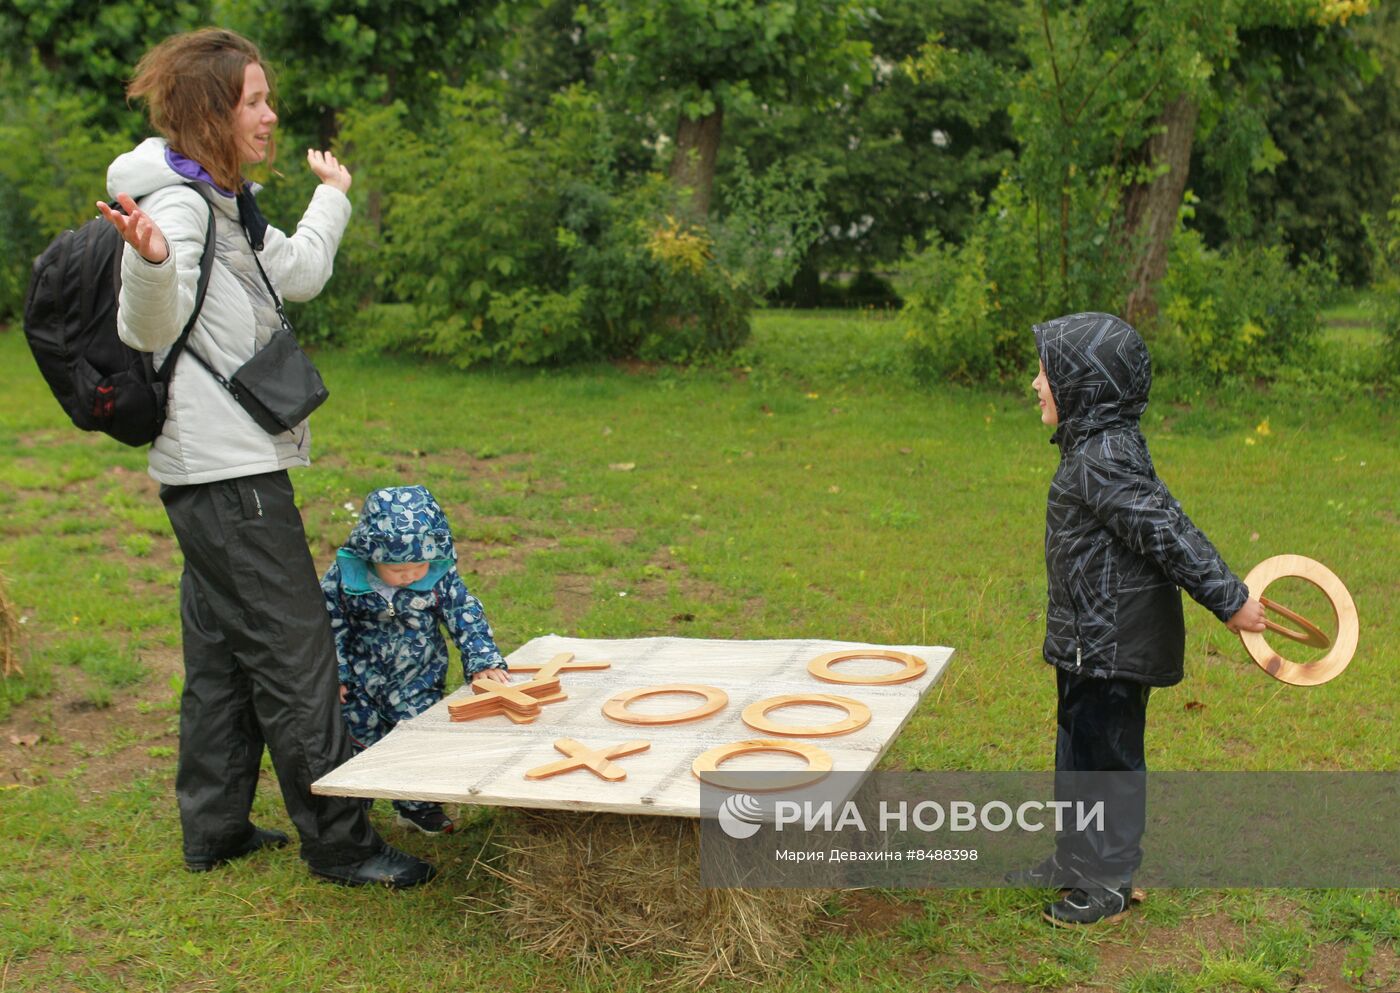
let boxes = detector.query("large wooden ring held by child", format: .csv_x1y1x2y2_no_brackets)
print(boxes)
807,649,927,686
692,739,833,791
741,694,872,737
1239,555,1358,686
602,684,729,725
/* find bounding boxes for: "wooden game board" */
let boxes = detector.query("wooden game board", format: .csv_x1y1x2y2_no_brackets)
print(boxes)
311,635,952,817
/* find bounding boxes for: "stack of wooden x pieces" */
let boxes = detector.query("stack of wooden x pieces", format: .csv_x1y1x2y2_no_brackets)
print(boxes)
447,652,609,724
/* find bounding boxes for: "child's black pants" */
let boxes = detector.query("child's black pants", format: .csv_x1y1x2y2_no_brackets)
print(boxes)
160,470,381,866
1053,667,1150,888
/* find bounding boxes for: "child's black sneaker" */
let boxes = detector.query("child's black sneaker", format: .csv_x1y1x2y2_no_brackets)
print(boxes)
395,806,454,835
1042,885,1133,926
1003,852,1075,888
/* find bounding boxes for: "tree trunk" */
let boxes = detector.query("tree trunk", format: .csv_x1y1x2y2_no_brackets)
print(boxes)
1122,96,1199,326
670,106,724,218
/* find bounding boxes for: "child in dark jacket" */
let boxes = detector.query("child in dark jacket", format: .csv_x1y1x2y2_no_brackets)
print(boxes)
1017,313,1265,925
321,486,508,836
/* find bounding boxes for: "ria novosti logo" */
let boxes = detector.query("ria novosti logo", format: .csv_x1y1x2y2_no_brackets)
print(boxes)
717,793,765,839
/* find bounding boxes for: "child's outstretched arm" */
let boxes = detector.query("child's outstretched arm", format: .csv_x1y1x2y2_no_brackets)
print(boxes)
436,571,508,683
1078,455,1263,628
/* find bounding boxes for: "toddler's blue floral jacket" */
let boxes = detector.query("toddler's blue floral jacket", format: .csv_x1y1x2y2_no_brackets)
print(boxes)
320,486,506,708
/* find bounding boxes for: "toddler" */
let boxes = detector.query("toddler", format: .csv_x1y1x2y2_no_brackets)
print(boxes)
321,485,508,835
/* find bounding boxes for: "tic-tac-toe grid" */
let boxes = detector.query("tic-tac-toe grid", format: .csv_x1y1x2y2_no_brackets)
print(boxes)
311,634,953,817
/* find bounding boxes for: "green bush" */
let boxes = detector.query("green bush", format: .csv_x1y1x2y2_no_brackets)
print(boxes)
895,179,1107,384
334,86,587,366
335,85,808,367
0,71,131,319
1364,193,1400,375
558,179,755,363
1154,225,1333,379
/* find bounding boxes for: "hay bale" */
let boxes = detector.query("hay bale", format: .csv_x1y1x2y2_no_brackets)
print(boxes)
0,572,21,678
482,809,829,986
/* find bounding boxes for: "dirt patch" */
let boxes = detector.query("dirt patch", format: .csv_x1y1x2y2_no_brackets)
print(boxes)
3,941,142,993
0,643,183,793
550,542,745,631
106,462,161,499
612,358,664,376
13,429,110,450
313,448,535,480
464,535,559,578
1082,902,1247,986
553,574,597,628
1309,938,1400,993
822,890,924,935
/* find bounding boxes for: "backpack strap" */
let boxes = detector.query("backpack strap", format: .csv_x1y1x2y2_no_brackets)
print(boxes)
151,183,218,382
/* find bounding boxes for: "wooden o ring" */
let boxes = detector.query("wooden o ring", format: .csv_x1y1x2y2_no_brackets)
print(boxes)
741,694,872,737
1240,555,1358,686
602,684,728,725
807,649,927,686
692,739,833,791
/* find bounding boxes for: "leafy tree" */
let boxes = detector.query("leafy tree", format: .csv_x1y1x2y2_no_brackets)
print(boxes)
0,0,209,130
583,0,872,216
999,0,1377,324
723,0,1024,299
231,0,512,143
1190,5,1400,285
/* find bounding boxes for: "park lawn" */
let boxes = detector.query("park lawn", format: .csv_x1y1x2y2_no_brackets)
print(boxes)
0,310,1396,992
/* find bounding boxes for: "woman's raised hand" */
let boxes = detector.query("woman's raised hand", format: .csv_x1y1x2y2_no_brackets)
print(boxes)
307,149,351,193
97,193,169,264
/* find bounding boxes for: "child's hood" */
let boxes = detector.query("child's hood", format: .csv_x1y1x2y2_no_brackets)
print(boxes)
336,486,456,594
1032,312,1151,451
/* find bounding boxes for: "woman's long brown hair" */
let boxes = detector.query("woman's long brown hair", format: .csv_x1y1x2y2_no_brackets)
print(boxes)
127,28,274,192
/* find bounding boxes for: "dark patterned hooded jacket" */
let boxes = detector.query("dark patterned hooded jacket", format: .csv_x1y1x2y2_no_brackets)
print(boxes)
320,486,506,712
1034,313,1248,686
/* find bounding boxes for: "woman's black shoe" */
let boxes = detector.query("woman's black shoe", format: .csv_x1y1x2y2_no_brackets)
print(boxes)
307,844,437,889
184,825,290,872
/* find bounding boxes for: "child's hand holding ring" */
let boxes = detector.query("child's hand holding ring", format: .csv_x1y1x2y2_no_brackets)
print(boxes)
1226,598,1267,634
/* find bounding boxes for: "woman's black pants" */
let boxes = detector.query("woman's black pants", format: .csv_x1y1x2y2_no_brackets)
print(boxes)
161,470,380,866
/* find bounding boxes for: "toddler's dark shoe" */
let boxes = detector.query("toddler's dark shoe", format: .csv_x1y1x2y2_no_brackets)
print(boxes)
1042,885,1133,926
396,806,454,835
307,844,437,889
184,825,289,873
1003,853,1075,888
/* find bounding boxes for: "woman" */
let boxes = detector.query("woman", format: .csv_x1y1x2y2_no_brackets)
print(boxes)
99,28,433,888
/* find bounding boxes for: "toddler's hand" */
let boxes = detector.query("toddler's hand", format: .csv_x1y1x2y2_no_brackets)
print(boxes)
1226,598,1267,634
339,684,349,703
474,668,510,684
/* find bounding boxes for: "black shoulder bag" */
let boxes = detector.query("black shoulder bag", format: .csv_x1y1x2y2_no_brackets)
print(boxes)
188,209,329,435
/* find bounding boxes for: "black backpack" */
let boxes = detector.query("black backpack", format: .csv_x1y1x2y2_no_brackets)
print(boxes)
22,186,216,447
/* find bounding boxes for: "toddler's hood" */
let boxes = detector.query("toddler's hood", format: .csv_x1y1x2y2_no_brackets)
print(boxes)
1032,312,1151,451
336,486,456,593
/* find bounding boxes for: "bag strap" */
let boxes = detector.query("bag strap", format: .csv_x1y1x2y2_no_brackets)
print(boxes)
180,193,292,399
151,183,217,383
245,225,294,334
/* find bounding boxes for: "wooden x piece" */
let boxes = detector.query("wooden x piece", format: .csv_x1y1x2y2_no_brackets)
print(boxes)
499,688,568,725
524,738,651,782
507,652,612,679
447,675,562,722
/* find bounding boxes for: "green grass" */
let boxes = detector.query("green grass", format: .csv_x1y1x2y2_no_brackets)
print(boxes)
1,309,1397,991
